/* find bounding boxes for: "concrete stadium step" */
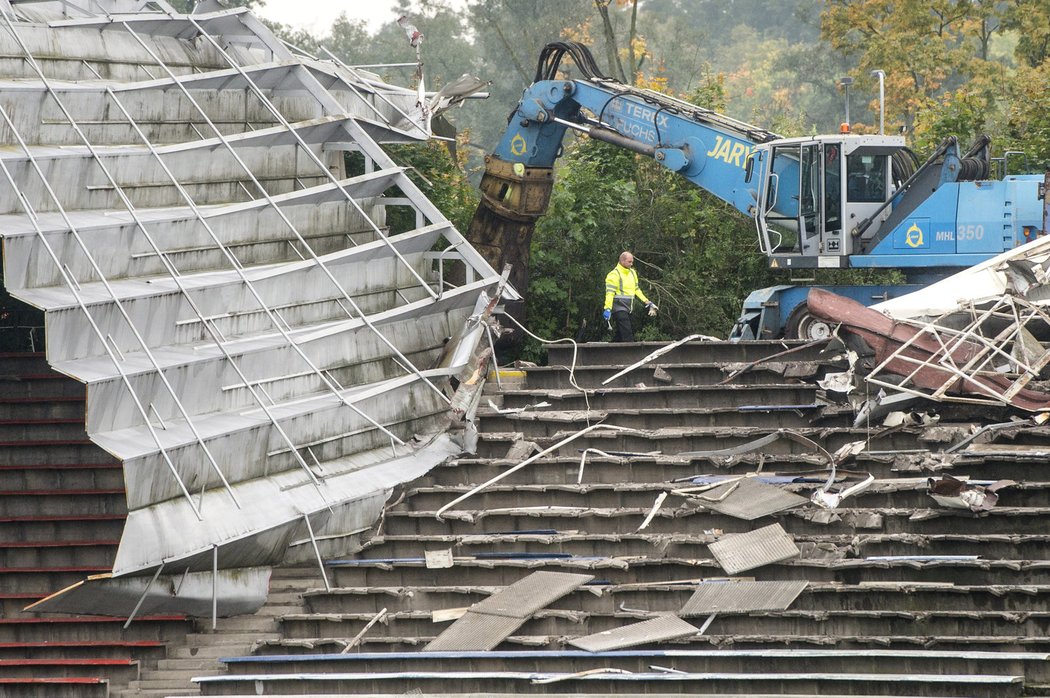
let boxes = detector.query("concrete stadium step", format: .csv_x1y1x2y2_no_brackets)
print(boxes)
0,461,124,490
0,353,51,374
0,657,140,682
429,454,901,487
352,529,1050,565
376,501,1050,539
193,667,1024,697
0,419,89,442
328,552,1047,590
271,602,1050,646
472,426,932,460
476,405,845,433
495,383,827,410
390,482,802,513
951,454,1050,482
318,552,1047,591
0,566,114,595
542,340,829,366
0,616,191,644
518,363,830,390
218,647,1048,684
389,478,1050,518
0,488,126,517
253,629,1050,656
0,513,126,543
0,676,110,698
0,640,166,661
0,374,86,400
0,593,47,617
0,539,118,567
296,581,1050,619
0,441,117,466
0,396,85,421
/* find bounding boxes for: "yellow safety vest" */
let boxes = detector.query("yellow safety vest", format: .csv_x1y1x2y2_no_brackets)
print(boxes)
604,263,650,312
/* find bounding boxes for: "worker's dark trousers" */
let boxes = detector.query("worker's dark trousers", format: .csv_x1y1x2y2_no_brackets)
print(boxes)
611,310,634,342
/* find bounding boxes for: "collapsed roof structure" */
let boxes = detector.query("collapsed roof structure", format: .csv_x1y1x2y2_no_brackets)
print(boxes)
6,2,1050,697
808,232,1050,414
0,0,505,618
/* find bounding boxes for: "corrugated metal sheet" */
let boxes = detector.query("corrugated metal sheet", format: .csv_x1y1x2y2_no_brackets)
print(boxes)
694,477,808,520
425,571,593,651
679,580,809,615
472,571,593,618
423,611,523,652
707,523,800,574
568,616,698,652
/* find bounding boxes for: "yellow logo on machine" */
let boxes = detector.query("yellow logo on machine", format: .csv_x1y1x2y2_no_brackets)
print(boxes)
510,133,527,156
905,222,924,248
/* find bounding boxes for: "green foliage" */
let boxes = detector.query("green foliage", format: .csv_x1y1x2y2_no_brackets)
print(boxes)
1000,61,1050,168
251,0,1050,362
383,140,480,233
523,135,777,357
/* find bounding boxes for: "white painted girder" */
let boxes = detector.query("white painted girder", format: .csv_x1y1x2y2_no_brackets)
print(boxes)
0,173,399,289
65,281,489,434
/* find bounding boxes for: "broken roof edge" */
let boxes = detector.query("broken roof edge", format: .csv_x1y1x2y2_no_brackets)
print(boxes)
872,234,1050,320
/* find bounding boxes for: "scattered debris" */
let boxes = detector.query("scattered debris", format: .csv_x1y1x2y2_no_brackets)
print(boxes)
718,338,830,385
431,607,469,623
568,616,699,652
707,523,800,575
636,492,668,532
881,410,940,428
531,668,635,684
424,550,454,569
682,477,809,521
807,288,1050,412
425,571,593,651
340,607,387,653
679,580,809,615
926,475,1016,512
436,424,642,519
601,334,718,386
503,439,539,462
487,399,552,414
818,349,858,393
811,473,874,509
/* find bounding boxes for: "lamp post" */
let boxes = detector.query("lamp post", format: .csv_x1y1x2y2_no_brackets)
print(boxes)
838,76,854,128
871,70,885,135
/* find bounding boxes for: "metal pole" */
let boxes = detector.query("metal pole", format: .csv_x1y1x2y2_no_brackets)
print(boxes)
839,77,853,127
303,513,332,593
123,563,165,629
212,545,218,631
871,70,886,135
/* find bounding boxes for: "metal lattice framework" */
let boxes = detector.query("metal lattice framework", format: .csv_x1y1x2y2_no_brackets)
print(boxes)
0,0,506,617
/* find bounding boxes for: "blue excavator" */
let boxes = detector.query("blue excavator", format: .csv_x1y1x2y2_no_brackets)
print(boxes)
466,42,1048,339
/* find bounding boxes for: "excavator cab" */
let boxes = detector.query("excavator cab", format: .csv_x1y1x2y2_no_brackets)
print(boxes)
752,135,902,268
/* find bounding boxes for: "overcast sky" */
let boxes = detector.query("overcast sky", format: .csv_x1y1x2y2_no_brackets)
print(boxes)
254,0,467,37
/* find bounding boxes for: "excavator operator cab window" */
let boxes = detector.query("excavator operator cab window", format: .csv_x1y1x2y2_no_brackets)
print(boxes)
847,153,887,203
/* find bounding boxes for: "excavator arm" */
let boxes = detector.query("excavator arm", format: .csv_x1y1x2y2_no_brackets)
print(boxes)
466,42,776,300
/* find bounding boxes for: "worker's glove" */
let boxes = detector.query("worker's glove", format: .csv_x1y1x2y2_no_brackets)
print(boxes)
602,309,611,321
646,302,658,317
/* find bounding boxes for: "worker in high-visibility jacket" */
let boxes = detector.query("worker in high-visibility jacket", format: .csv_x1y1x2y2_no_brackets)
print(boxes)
603,251,657,342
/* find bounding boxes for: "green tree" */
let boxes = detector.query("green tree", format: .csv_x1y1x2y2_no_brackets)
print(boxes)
820,0,1005,136
1002,0,1050,68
